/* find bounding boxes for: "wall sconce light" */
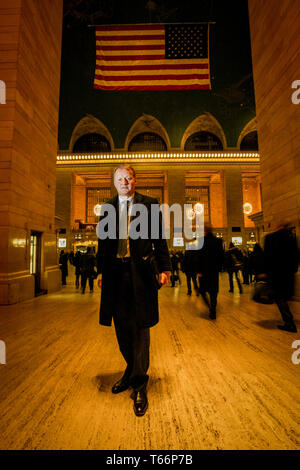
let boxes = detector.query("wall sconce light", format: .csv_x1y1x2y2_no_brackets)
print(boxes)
194,203,204,215
243,202,253,215
94,204,102,216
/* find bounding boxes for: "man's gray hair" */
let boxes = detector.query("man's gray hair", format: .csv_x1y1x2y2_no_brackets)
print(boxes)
113,163,136,178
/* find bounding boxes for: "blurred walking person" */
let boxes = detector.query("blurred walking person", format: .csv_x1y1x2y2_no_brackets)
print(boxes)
59,250,68,286
195,225,224,319
248,243,266,282
73,250,81,289
170,250,181,287
182,248,199,296
241,248,250,285
225,242,243,293
80,246,96,294
264,221,299,333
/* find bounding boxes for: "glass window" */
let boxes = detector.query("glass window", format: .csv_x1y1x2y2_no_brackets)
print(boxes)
86,188,111,223
73,133,111,153
136,187,163,204
128,132,167,151
184,131,223,150
185,186,210,223
240,131,258,150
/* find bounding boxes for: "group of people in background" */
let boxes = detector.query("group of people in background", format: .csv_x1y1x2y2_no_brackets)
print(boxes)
59,246,97,294
59,220,298,333
169,221,298,333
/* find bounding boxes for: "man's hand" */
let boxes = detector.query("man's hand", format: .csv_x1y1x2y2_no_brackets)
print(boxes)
159,272,170,287
197,273,203,278
97,276,102,288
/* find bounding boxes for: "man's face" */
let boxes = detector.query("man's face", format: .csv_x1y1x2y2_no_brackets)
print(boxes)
114,168,136,197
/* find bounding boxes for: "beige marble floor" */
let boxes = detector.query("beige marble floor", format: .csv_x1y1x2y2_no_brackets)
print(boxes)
0,269,299,450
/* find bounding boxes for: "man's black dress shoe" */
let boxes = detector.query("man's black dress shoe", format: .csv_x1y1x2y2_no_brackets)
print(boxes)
133,389,148,417
111,377,130,394
277,324,297,333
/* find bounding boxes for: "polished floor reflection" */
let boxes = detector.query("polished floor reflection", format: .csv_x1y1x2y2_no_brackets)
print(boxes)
0,268,299,450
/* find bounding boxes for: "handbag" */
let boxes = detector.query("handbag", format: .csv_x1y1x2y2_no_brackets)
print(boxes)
252,280,274,304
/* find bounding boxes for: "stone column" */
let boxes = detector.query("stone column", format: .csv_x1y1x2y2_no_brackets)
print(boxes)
167,169,186,249
0,0,63,304
223,168,245,248
248,0,300,298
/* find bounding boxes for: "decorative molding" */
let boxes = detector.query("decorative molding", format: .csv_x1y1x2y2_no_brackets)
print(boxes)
180,112,227,150
0,271,31,282
124,114,170,151
69,115,115,152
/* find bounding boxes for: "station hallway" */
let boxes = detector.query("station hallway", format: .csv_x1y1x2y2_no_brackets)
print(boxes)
0,270,299,450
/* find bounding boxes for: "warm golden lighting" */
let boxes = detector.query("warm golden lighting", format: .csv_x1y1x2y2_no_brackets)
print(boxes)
94,204,102,216
56,151,260,164
194,203,204,215
243,202,253,215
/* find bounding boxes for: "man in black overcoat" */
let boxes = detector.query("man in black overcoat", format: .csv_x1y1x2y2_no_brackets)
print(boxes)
264,221,299,333
195,225,224,319
96,164,171,416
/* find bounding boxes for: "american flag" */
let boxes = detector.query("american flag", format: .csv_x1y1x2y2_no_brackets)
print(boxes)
94,23,211,91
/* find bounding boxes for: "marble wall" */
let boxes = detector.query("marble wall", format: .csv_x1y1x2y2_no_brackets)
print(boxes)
0,0,63,304
248,0,300,297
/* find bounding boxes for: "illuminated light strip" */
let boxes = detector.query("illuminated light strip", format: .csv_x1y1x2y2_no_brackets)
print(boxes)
57,154,259,158
56,152,260,162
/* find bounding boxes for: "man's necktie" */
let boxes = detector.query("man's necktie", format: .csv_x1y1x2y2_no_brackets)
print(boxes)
117,200,129,257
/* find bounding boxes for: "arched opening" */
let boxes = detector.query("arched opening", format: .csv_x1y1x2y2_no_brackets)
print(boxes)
128,132,167,151
240,131,258,150
184,131,223,151
181,113,227,150
73,133,111,153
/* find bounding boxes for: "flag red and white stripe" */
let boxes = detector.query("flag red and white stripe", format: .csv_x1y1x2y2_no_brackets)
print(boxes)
94,24,211,91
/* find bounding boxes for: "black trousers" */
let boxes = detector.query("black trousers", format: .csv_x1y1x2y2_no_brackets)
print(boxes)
113,260,150,391
200,289,217,314
198,279,217,314
275,297,295,326
81,273,94,292
185,273,198,294
228,270,243,292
